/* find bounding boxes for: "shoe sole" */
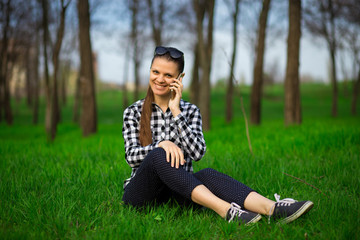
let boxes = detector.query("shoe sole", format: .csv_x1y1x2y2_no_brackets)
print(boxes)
245,214,262,226
277,201,314,224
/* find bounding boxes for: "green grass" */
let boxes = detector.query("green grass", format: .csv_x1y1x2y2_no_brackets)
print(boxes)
1,83,360,239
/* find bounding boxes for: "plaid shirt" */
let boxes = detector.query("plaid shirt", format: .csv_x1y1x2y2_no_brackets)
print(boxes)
122,99,206,188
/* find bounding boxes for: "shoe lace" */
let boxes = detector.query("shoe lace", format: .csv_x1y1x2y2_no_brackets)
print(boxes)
227,202,246,223
268,193,297,224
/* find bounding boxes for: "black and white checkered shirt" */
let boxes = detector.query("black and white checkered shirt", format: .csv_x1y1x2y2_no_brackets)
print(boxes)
122,99,206,188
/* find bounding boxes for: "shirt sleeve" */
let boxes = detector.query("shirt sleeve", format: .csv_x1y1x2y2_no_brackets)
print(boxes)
174,105,206,161
122,106,159,168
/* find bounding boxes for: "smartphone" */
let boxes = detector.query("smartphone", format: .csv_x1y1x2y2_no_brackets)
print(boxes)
171,73,184,99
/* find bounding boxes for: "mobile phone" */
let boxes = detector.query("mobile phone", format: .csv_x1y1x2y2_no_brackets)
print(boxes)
171,73,184,99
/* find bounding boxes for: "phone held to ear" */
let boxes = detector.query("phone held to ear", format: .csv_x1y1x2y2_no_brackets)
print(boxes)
171,73,184,99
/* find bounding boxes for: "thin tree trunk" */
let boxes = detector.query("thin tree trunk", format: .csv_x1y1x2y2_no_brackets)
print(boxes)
195,0,215,131
72,73,81,123
41,0,52,137
351,68,360,115
226,0,240,123
284,0,302,125
250,0,271,125
25,47,33,107
33,29,40,125
78,0,97,136
190,43,200,106
122,44,130,109
146,0,163,46
50,0,69,140
330,47,338,117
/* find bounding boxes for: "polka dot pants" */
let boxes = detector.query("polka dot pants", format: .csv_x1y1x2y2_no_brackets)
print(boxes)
122,148,254,208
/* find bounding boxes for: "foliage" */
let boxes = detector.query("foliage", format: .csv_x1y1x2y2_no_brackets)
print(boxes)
0,83,359,239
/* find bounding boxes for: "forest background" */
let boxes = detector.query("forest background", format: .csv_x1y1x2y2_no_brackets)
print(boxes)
0,0,359,239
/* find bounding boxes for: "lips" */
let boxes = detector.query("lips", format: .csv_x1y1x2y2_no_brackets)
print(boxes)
154,82,169,90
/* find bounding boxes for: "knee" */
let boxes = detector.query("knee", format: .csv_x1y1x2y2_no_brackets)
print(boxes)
144,147,167,166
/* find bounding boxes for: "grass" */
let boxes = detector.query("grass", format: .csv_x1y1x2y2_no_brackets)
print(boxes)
1,83,359,239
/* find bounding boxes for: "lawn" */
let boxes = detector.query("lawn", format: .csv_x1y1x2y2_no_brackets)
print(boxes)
1,83,359,239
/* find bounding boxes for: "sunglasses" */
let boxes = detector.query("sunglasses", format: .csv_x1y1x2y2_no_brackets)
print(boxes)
154,46,184,59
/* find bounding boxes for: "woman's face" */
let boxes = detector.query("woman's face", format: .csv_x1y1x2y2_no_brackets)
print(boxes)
149,57,180,98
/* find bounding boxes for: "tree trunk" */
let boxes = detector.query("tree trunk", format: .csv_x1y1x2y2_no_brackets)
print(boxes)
49,0,69,140
72,73,81,123
146,0,163,46
190,43,200,106
226,0,240,123
195,0,215,131
33,29,40,125
0,0,13,125
78,0,97,136
250,0,271,125
284,0,302,125
25,47,33,107
129,0,141,102
351,68,360,115
330,47,338,117
41,0,52,138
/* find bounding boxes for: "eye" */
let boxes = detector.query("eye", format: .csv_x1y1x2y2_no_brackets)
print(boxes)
165,74,173,78
152,70,159,74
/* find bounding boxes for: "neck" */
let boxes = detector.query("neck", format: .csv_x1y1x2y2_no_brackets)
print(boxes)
154,94,171,112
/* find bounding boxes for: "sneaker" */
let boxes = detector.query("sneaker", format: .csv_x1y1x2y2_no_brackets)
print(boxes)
268,193,314,224
226,202,262,226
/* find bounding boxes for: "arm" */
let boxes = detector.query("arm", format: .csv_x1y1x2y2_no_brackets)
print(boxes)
175,105,206,161
122,106,159,168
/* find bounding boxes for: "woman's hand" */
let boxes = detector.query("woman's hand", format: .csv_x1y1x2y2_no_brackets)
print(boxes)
168,74,184,117
158,141,185,168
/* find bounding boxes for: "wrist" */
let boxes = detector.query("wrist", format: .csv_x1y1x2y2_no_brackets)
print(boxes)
170,107,181,118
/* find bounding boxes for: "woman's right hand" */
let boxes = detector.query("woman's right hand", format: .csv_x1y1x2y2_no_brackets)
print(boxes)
158,141,185,169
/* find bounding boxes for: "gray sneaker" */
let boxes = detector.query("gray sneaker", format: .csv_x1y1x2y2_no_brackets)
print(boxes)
269,193,314,224
226,202,262,226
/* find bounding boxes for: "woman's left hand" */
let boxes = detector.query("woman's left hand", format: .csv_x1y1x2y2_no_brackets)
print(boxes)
169,75,184,117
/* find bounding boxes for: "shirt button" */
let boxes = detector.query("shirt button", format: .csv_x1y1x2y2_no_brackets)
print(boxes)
161,133,165,138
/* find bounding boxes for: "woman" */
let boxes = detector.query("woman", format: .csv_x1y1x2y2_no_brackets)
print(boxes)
122,46,313,225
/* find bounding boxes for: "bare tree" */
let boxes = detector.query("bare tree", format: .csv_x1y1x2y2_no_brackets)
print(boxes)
193,0,215,131
129,0,142,101
339,0,360,115
304,0,342,117
284,0,302,125
78,0,97,136
224,0,241,123
250,0,271,125
146,0,164,46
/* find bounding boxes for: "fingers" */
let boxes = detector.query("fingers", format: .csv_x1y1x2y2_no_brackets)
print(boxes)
159,141,184,169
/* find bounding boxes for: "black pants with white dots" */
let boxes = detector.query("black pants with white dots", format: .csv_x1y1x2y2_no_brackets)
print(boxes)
122,148,254,209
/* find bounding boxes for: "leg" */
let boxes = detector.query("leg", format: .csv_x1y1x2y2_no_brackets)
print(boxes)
244,192,275,215
123,148,203,206
191,185,231,218
193,168,254,209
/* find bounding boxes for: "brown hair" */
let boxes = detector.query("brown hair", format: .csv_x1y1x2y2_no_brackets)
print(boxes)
139,52,185,146
139,86,154,146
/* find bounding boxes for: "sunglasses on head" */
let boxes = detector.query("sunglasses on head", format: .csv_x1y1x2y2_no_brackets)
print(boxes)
154,46,184,59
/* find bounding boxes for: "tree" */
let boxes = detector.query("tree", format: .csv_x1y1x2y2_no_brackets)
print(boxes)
338,0,360,115
193,0,215,131
224,0,241,123
304,0,342,117
0,0,13,125
284,0,302,125
250,0,271,125
77,0,97,136
128,0,142,101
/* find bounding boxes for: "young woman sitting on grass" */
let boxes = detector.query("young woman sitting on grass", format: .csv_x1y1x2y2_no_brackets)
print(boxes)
122,46,314,225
